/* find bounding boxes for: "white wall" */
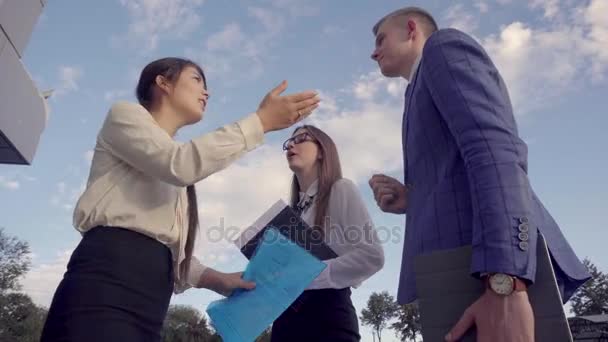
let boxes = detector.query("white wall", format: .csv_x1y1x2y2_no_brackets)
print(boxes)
0,0,47,165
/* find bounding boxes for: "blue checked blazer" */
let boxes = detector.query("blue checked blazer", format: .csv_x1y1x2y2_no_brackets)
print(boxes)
397,28,591,304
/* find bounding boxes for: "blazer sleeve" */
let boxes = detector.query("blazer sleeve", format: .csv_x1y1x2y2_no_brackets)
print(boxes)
422,29,537,283
98,101,264,186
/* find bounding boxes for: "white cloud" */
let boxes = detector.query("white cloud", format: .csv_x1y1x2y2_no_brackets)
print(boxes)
480,0,608,114
84,150,94,163
191,20,265,83
322,25,347,37
308,103,403,182
20,249,73,308
443,4,478,34
6,182,19,190
51,180,85,211
582,0,608,80
0,176,20,190
316,90,339,114
188,2,319,84
54,66,83,96
351,71,406,102
104,89,130,102
530,0,560,19
117,0,205,51
57,182,66,194
475,0,489,13
206,23,246,51
267,0,320,17
248,6,285,36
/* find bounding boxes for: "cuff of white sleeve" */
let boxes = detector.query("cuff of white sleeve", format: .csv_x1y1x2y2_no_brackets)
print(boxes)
237,113,265,151
306,261,331,290
186,257,208,287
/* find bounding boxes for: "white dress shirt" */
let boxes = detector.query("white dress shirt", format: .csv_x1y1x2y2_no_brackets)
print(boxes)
409,53,422,83
72,101,265,294
298,178,385,290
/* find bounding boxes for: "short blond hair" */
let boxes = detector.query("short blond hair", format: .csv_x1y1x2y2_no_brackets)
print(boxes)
373,7,438,37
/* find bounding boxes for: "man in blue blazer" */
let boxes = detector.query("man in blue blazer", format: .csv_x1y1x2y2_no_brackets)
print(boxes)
368,7,591,341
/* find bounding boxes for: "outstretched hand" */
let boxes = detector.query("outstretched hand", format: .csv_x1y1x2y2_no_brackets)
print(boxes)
256,80,320,133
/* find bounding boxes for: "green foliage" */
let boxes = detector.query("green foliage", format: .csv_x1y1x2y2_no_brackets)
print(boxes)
570,258,608,316
360,291,398,342
0,227,31,293
391,303,421,342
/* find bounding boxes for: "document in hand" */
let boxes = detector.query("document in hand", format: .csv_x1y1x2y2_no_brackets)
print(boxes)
234,199,337,261
206,227,327,342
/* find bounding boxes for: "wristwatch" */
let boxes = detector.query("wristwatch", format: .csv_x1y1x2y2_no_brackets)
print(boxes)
486,273,527,296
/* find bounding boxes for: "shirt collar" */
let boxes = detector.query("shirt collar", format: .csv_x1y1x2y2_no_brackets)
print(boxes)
409,53,422,82
296,179,318,213
299,178,319,199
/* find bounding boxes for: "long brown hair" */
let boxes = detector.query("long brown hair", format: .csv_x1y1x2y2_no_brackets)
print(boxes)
289,125,343,232
135,57,204,281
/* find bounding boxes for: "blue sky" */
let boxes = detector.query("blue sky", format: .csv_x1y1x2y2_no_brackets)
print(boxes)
2,0,607,341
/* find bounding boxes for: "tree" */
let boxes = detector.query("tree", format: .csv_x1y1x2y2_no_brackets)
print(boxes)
360,291,398,342
162,304,215,342
0,291,48,341
570,258,608,316
391,303,421,342
0,227,31,293
0,229,46,341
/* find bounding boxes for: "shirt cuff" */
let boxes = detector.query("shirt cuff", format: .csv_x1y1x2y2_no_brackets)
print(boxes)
306,261,331,290
186,257,207,287
237,113,264,151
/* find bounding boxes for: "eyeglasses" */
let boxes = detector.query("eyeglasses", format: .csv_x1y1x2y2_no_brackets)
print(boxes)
282,132,315,151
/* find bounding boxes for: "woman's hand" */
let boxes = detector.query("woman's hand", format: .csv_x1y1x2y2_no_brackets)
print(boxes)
197,268,256,297
256,80,320,133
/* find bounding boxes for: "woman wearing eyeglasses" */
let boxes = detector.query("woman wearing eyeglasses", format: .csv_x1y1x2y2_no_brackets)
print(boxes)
270,125,385,342
39,57,320,342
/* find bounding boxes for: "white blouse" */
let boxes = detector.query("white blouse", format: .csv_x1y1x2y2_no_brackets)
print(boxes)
73,101,265,293
298,178,385,290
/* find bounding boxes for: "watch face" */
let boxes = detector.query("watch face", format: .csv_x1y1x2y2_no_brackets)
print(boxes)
490,274,514,295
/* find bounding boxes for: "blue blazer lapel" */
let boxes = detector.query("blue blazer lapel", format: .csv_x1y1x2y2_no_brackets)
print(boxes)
403,63,422,185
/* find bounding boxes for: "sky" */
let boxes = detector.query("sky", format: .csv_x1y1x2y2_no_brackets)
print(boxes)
1,0,607,341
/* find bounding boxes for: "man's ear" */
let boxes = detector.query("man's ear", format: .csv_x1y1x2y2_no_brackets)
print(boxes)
407,19,418,39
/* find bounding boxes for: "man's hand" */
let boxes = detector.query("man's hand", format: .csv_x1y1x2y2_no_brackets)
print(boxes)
256,80,320,133
445,288,534,342
197,268,256,297
368,174,408,214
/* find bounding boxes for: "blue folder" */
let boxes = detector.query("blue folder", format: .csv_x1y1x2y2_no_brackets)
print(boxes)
206,227,327,342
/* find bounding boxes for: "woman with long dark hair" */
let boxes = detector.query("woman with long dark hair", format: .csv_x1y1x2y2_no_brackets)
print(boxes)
271,125,385,342
40,57,319,341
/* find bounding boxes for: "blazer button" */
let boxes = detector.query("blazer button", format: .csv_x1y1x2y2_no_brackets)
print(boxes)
518,223,529,233
518,232,529,241
519,217,529,224
519,241,529,251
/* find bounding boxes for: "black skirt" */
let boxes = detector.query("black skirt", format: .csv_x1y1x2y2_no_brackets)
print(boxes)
270,288,361,342
40,226,174,342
